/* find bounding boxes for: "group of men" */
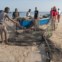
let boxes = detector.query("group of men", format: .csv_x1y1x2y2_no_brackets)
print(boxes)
0,6,61,44
50,6,61,30
25,7,39,29
0,7,39,44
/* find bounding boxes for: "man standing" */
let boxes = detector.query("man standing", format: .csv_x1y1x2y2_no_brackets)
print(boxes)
26,9,32,19
12,8,20,33
51,6,58,30
34,7,39,29
12,8,19,19
57,8,61,23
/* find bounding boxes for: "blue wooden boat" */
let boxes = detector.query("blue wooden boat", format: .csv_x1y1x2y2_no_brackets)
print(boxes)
19,20,33,28
38,18,49,25
17,18,50,29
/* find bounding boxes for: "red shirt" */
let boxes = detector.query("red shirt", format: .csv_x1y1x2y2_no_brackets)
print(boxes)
51,10,58,16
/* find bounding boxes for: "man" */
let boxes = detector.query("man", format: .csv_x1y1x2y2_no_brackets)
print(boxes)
0,7,21,44
57,8,61,23
12,8,20,33
34,7,39,29
26,9,32,19
51,6,58,30
12,8,19,19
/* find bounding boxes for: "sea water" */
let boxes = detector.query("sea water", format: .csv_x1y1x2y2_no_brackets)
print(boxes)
8,12,50,18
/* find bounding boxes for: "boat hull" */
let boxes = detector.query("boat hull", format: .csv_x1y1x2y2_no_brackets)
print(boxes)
18,18,49,29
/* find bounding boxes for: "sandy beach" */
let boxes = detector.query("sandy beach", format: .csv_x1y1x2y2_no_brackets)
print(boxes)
0,20,47,62
0,16,62,62
49,16,62,62
49,16,62,48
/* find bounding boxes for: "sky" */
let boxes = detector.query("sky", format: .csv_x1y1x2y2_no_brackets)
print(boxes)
0,0,62,12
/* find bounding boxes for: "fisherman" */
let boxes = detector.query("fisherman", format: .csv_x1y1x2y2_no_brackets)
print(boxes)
12,8,20,33
50,8,53,18
34,7,39,30
51,6,58,30
26,9,32,19
0,7,22,44
12,8,19,19
57,8,61,23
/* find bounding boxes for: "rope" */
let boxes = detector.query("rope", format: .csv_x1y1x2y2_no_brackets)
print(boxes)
44,19,53,38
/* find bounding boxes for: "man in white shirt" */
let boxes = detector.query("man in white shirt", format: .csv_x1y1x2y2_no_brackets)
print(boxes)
26,9,31,19
58,8,61,22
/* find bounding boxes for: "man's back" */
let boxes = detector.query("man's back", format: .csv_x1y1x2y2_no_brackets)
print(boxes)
51,10,57,17
0,11,8,23
0,10,4,23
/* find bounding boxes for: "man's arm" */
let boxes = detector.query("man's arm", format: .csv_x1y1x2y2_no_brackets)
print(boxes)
6,15,23,28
